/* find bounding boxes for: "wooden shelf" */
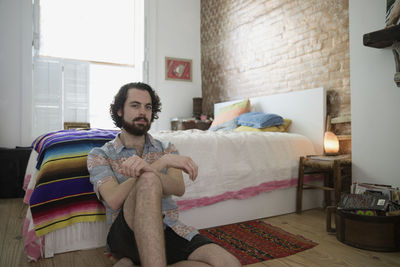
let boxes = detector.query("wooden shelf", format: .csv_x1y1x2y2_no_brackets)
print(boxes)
363,24,400,48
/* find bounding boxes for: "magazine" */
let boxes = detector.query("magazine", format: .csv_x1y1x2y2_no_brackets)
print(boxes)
352,182,393,199
338,193,389,211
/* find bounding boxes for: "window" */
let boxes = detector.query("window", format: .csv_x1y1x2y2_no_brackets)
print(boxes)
32,58,90,138
32,0,144,137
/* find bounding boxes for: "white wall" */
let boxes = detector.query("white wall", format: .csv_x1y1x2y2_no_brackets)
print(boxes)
350,0,400,187
0,0,32,148
146,0,202,131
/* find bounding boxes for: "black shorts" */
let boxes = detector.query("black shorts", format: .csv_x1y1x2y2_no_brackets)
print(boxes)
107,208,213,265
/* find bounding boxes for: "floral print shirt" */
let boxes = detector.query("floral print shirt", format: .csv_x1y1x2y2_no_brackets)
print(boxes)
87,133,198,240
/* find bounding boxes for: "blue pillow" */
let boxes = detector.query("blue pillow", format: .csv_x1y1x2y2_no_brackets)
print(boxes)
234,112,283,129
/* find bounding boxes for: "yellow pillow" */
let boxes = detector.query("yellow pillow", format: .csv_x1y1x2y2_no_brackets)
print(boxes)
234,119,292,132
211,99,250,128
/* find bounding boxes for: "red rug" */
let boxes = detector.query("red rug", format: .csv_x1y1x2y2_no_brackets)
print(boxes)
199,220,318,265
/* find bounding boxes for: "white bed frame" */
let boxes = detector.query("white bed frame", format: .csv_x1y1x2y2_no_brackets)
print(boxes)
43,87,326,257
180,87,326,228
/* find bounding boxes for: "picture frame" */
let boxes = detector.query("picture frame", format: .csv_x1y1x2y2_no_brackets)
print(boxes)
165,57,192,82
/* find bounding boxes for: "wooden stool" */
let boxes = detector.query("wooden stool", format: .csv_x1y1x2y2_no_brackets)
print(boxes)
296,155,352,230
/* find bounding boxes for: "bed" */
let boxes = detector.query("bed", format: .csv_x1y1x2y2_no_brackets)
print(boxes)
22,87,326,261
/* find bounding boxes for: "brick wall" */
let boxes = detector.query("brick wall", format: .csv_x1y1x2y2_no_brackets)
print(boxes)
201,0,350,134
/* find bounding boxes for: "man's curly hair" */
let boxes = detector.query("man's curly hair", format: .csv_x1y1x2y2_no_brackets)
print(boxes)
110,82,162,128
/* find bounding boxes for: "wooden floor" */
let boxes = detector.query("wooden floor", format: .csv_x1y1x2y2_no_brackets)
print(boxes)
1,198,399,267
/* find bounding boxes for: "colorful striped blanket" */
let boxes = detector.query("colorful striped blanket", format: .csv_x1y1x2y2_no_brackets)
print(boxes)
28,129,118,236
32,128,119,169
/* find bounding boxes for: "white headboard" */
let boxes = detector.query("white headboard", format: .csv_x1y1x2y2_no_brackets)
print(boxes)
214,87,326,154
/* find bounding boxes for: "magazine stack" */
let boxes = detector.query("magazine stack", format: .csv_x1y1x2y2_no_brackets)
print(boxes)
337,182,400,216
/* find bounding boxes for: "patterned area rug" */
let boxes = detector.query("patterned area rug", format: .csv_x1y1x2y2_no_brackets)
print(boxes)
199,220,318,265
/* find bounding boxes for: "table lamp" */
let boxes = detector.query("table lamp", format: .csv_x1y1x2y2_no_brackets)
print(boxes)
324,131,339,155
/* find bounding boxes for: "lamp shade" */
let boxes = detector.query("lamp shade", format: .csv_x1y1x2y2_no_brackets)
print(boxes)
324,131,339,155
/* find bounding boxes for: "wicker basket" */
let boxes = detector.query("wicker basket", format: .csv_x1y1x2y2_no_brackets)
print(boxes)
336,209,400,251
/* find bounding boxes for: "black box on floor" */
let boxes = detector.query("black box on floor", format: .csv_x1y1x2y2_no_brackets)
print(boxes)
0,147,32,198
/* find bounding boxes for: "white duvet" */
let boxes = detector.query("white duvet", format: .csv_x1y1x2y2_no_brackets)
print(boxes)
153,130,316,208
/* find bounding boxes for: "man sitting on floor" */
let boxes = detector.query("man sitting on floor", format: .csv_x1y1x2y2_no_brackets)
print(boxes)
87,82,241,267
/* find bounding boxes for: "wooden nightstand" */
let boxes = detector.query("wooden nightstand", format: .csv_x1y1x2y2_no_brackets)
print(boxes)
296,154,352,231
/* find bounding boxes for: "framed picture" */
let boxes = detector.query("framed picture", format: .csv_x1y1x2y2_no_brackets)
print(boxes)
165,57,192,82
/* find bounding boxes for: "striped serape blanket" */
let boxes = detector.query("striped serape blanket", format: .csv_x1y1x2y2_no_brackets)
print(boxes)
32,128,119,169
29,129,118,236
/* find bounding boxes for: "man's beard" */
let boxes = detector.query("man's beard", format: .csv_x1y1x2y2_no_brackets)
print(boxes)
121,116,151,136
